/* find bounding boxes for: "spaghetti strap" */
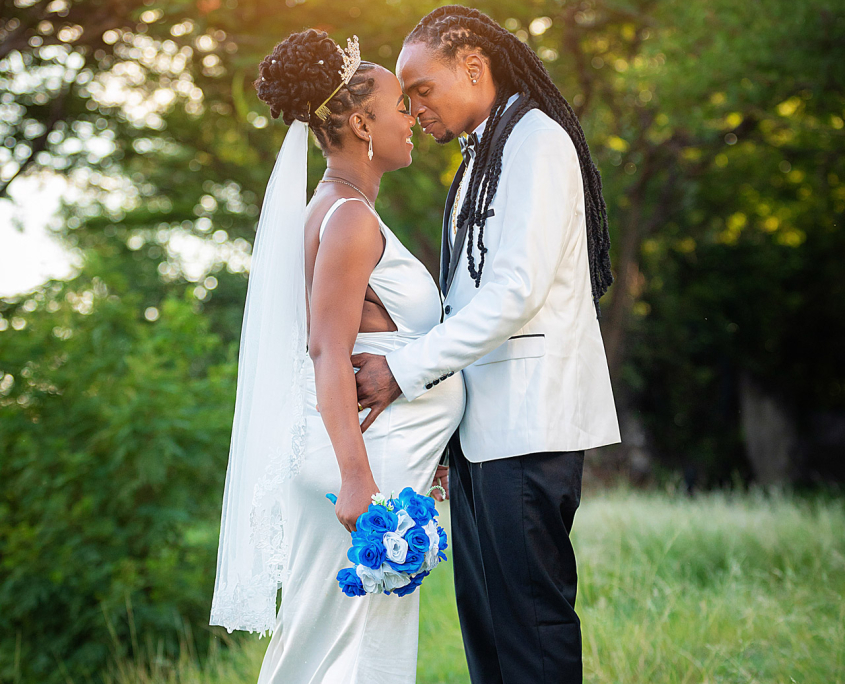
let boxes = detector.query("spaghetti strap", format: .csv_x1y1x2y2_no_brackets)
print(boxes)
318,197,373,241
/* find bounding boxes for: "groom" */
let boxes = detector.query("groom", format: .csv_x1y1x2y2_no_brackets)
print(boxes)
353,6,620,683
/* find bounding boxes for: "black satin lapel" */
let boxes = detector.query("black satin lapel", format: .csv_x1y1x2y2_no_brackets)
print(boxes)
440,159,466,293
446,212,470,293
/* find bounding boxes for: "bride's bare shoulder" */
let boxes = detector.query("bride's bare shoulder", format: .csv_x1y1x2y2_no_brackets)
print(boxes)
312,196,379,245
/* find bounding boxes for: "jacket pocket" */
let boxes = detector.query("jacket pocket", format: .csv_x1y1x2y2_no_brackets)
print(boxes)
474,334,545,366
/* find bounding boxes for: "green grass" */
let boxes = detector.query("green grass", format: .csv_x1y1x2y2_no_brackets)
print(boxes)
575,489,845,684
107,490,845,684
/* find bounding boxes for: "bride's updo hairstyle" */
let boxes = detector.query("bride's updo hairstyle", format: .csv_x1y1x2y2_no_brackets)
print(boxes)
254,29,378,152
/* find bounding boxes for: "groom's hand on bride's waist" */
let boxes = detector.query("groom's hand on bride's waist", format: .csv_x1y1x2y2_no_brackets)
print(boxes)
351,353,402,433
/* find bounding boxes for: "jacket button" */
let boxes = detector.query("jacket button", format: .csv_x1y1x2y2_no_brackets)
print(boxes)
432,379,440,385
448,371,454,377
425,383,433,390
444,305,452,315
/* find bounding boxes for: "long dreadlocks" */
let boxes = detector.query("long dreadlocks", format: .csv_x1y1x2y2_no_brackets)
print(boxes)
405,6,613,310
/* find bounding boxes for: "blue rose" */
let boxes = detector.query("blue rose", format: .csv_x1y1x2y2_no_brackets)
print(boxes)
422,495,437,517
357,504,398,538
350,529,368,545
437,525,448,551
397,488,435,526
337,567,366,597
387,549,425,574
393,570,429,597
396,487,417,503
347,538,386,570
404,526,431,554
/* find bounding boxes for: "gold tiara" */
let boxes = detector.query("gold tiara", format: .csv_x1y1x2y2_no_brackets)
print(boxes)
313,35,361,121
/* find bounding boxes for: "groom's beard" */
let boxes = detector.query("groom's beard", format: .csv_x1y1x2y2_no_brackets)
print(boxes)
434,129,457,144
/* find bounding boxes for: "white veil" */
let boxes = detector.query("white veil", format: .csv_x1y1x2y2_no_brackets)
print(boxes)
210,119,309,635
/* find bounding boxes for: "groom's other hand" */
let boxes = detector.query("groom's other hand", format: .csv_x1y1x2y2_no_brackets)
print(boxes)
351,353,402,432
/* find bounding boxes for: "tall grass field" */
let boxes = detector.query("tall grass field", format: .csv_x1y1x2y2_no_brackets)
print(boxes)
106,490,845,684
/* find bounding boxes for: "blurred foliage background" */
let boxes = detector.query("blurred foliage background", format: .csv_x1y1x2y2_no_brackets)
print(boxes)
1,0,844,681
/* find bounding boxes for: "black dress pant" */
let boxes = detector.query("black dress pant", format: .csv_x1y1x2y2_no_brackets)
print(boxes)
449,433,585,684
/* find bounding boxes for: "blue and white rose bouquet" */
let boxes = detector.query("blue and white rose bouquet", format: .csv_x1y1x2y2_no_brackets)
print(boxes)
328,486,448,597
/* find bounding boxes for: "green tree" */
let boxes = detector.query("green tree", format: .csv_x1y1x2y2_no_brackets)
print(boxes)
614,0,845,481
0,268,236,682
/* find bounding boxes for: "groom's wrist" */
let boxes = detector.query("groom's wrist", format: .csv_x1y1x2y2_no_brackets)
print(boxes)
384,349,422,401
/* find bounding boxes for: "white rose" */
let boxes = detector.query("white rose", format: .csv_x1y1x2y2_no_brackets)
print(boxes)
381,563,412,591
424,520,439,550
395,509,416,536
383,531,409,564
421,521,441,571
356,564,385,594
422,545,440,572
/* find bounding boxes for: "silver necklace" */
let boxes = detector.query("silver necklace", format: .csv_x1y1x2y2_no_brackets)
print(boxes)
319,177,375,209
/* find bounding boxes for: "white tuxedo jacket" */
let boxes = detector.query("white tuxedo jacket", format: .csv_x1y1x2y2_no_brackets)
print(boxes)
386,105,621,462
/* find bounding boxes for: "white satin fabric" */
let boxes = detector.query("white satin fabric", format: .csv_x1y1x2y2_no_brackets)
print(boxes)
319,198,442,334
256,199,465,683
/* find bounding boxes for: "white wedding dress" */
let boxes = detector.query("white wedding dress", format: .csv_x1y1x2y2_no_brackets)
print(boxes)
256,197,465,684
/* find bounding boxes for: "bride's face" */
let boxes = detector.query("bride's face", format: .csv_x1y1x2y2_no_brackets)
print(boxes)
360,66,417,171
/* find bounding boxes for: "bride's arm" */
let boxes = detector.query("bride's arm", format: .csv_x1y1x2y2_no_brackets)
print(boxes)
309,201,384,532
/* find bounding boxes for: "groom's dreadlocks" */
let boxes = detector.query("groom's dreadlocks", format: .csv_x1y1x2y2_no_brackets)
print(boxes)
405,6,613,310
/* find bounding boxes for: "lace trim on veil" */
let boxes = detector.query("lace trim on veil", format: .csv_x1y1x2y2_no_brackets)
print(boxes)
209,329,309,636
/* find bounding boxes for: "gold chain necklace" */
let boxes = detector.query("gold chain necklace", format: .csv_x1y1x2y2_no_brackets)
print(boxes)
319,177,375,209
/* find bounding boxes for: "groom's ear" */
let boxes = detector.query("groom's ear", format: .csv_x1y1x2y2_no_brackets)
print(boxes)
347,111,371,144
460,49,490,87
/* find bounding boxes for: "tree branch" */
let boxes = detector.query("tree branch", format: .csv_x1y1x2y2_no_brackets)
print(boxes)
0,83,70,199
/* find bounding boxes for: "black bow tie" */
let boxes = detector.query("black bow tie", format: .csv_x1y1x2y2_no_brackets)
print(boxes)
459,132,479,164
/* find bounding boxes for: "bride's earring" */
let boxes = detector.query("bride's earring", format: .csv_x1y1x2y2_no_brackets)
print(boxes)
368,135,373,161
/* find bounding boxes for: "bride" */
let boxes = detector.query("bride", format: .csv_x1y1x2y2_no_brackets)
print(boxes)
209,28,464,684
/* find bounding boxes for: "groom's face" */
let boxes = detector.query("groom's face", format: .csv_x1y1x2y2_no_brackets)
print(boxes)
396,42,475,145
